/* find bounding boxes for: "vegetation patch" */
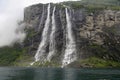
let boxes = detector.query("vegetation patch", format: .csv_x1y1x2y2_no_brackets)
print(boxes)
0,42,34,67
80,57,120,68
13,54,34,67
0,44,26,66
25,28,36,38
68,57,120,68
32,61,60,67
61,0,120,13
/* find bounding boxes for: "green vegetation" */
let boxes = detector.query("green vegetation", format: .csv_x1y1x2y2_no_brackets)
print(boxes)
1,0,120,67
83,24,120,62
25,28,36,38
61,0,120,12
81,0,120,6
80,57,120,68
0,42,34,66
68,57,120,68
61,1,84,9
33,61,60,67
13,55,34,67
88,44,108,58
0,44,27,66
103,27,116,35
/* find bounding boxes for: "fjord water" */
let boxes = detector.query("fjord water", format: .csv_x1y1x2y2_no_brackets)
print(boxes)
1,67,120,80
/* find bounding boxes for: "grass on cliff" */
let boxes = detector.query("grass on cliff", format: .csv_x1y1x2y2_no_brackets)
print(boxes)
32,61,60,67
13,55,34,67
0,43,33,66
68,57,120,68
80,57,120,68
62,0,120,12
0,44,25,66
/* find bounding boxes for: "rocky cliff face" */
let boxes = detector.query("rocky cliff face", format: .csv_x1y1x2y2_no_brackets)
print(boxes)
23,2,120,67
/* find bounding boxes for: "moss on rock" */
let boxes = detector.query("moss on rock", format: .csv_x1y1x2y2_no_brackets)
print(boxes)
68,57,120,68
32,61,61,67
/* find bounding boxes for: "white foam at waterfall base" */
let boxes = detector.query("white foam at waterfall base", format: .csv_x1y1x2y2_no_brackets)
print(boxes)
62,8,77,67
35,4,51,62
47,7,56,61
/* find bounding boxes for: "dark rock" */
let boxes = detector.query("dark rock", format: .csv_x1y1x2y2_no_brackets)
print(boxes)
23,2,120,65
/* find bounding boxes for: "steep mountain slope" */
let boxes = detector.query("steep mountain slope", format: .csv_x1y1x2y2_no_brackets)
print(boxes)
1,0,120,67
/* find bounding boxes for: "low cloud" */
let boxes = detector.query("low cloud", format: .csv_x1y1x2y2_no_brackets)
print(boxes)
0,0,26,47
0,0,79,47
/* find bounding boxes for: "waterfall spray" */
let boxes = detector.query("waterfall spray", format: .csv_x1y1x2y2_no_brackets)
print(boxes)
35,4,51,62
47,7,56,61
62,8,77,67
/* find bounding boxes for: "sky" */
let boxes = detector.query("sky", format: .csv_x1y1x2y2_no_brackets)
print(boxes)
0,0,79,47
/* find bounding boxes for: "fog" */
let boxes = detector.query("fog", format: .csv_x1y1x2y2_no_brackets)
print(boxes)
0,0,79,47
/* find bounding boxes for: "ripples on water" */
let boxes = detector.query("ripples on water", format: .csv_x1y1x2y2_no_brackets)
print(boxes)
0,67,120,80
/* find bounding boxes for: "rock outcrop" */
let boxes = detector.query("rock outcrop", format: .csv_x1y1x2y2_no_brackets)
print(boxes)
23,2,120,67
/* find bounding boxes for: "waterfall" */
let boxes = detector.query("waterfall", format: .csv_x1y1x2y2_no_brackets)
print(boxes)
47,7,56,61
35,4,51,62
62,8,77,67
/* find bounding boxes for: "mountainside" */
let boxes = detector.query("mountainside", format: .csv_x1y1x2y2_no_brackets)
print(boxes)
1,0,120,68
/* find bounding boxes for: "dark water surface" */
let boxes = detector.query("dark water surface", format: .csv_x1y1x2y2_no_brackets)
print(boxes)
0,67,120,80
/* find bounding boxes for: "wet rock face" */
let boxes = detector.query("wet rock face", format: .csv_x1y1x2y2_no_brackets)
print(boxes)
79,10,120,45
23,3,120,62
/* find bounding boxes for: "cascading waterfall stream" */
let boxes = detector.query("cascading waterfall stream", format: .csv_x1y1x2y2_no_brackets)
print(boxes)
32,4,77,67
62,8,77,67
47,7,56,61
35,4,51,62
